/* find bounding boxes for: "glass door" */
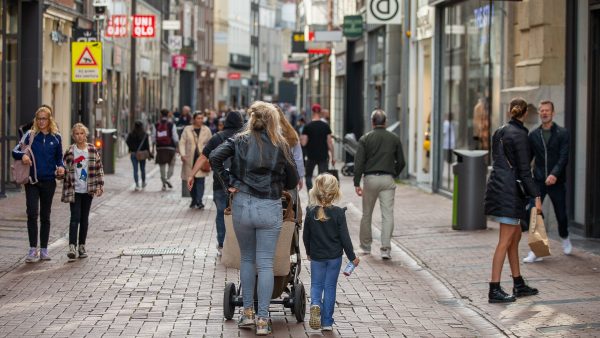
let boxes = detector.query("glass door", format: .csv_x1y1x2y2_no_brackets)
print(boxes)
587,8,600,237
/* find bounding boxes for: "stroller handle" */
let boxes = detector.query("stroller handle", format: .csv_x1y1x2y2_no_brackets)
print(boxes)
224,191,295,221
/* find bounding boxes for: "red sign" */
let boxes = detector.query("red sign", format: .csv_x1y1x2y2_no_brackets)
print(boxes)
228,72,241,80
172,54,187,69
105,15,128,37
308,49,331,55
132,15,156,38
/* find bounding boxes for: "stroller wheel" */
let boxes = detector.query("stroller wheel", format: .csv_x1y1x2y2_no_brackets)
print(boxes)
223,282,236,320
293,282,306,322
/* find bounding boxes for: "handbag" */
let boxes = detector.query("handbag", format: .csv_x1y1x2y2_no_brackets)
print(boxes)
11,139,37,185
200,155,211,172
135,134,150,161
528,208,551,257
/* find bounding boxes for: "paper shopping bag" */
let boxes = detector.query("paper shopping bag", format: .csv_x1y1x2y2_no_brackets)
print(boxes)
528,208,551,257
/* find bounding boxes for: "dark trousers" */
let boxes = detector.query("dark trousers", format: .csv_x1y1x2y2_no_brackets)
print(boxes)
25,180,56,248
305,158,328,191
191,177,206,206
69,193,94,246
538,181,569,239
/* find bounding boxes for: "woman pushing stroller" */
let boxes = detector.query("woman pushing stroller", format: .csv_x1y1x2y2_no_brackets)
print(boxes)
210,101,299,336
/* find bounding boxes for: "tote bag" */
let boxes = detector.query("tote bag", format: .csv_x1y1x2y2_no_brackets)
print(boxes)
528,208,551,257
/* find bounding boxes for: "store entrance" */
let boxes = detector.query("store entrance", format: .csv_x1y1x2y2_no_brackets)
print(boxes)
587,8,600,237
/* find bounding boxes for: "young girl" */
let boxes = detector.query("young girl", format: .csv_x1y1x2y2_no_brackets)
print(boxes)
62,123,104,261
303,173,359,331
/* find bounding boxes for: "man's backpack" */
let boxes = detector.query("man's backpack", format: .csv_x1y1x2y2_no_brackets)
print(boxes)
155,121,173,147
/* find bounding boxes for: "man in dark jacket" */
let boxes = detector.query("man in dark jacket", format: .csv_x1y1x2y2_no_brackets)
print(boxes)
188,111,243,255
524,100,571,263
354,109,405,260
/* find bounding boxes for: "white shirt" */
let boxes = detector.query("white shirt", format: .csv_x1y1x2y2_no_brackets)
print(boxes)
73,147,89,193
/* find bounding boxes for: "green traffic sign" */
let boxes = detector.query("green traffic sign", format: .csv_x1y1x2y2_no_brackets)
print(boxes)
343,15,363,38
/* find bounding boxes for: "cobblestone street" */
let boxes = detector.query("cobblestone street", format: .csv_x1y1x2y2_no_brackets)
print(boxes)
0,158,599,337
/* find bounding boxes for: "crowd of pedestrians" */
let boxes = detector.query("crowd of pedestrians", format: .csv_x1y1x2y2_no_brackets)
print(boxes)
9,96,573,335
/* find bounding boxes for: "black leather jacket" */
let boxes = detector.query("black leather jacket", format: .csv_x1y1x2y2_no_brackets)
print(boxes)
484,119,540,220
528,122,569,184
209,131,299,200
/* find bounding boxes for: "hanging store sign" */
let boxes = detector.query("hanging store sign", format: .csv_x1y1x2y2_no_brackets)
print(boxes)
228,72,241,80
71,42,102,83
105,15,128,37
416,6,434,40
367,0,402,25
314,31,343,42
291,31,307,53
132,15,156,38
162,20,181,30
343,15,363,38
168,35,182,51
172,54,187,69
74,28,97,42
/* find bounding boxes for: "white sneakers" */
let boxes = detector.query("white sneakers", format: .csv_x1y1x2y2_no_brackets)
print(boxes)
523,251,543,263
562,237,572,255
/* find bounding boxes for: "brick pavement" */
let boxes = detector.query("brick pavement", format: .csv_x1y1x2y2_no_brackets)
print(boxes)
0,159,506,337
0,155,145,277
2,157,598,337
338,175,600,337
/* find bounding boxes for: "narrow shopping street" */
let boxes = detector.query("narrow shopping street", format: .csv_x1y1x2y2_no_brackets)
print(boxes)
0,158,599,337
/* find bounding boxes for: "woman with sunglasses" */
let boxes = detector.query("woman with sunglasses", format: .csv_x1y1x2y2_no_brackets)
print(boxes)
12,106,65,262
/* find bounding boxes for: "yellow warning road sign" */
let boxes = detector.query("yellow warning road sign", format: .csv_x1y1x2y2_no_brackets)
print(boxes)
71,42,102,82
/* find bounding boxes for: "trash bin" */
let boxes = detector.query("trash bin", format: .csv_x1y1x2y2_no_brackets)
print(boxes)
452,150,488,230
96,128,117,174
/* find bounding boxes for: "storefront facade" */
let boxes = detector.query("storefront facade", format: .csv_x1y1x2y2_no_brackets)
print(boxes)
432,0,507,193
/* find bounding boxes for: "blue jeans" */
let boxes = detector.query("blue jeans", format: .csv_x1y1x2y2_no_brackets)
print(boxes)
213,189,228,247
191,177,205,206
310,256,342,326
232,192,282,318
130,153,146,185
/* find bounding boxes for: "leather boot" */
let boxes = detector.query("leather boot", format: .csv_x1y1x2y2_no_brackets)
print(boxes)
513,276,539,297
489,282,516,303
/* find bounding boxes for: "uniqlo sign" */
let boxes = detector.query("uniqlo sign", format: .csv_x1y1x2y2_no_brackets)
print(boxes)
172,54,187,69
132,15,156,38
105,15,128,37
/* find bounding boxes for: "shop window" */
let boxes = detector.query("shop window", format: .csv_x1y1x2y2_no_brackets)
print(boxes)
438,0,504,191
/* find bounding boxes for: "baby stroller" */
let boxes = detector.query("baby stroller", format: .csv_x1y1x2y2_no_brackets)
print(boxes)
222,191,306,322
341,133,358,176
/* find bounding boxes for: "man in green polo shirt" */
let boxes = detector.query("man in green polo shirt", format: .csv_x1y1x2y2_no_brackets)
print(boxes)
354,109,405,260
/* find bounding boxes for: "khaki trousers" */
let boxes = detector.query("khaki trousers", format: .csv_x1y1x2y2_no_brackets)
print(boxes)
359,174,396,251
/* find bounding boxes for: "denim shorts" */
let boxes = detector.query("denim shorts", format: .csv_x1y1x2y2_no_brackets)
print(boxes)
488,215,521,225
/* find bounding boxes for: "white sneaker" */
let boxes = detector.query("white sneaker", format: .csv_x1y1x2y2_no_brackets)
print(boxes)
562,237,573,255
321,326,333,331
358,246,371,256
523,251,543,263
381,248,391,260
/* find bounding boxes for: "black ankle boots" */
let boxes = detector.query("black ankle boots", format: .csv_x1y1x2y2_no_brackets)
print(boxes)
489,277,539,303
488,282,516,303
513,276,539,297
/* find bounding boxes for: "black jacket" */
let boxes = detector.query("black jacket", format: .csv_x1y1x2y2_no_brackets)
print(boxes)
126,132,150,153
528,122,569,184
202,111,244,191
484,119,540,220
303,206,356,262
209,131,299,200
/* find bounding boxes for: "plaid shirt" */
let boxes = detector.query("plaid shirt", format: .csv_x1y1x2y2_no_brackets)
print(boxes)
61,143,104,203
